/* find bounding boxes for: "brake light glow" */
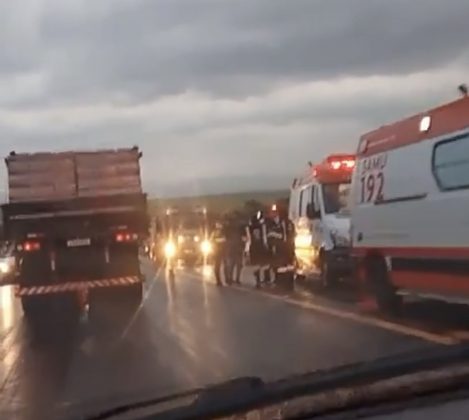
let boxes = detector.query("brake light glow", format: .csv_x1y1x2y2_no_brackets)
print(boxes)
115,232,138,242
23,241,41,252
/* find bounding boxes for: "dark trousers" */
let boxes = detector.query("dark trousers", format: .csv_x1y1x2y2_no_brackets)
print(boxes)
213,251,226,285
227,252,243,284
265,241,291,284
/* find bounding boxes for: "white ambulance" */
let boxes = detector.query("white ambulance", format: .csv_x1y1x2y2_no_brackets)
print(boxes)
289,154,355,287
350,95,469,311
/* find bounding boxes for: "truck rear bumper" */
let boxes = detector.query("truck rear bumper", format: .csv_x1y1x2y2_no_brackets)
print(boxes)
15,275,141,297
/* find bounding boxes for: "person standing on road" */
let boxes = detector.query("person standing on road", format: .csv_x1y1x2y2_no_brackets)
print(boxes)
225,213,247,285
285,216,296,267
247,211,269,288
211,219,227,286
265,205,287,283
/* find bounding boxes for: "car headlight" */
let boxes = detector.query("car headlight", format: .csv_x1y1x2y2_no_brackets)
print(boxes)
201,240,212,255
177,235,185,244
164,242,176,258
194,235,200,242
0,261,11,274
294,233,312,248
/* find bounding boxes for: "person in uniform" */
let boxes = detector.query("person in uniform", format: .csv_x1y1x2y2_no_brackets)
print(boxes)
285,216,296,267
211,219,227,286
225,212,247,285
265,205,287,283
247,211,268,288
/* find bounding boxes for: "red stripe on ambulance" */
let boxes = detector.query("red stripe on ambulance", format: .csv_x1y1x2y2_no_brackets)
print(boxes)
358,96,469,157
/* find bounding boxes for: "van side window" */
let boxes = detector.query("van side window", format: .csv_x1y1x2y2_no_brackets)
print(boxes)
433,133,469,190
290,189,299,219
288,191,296,220
311,185,319,211
299,187,311,217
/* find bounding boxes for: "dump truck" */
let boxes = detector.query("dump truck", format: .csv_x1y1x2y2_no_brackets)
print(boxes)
1,147,148,320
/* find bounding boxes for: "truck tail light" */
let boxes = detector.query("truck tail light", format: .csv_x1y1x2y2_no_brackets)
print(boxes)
22,241,41,252
115,232,138,243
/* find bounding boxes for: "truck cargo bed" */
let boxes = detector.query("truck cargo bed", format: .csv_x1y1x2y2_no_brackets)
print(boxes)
1,193,148,240
6,147,142,203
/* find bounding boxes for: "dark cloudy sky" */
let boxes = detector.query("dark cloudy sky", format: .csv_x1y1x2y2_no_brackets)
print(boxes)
1,0,469,197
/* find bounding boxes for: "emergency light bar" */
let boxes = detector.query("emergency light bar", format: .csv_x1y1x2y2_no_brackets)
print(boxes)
313,154,356,183
325,154,356,170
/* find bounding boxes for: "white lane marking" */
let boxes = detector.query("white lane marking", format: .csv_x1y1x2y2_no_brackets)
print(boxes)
448,330,469,340
231,285,459,346
80,336,96,355
170,268,459,346
120,264,162,340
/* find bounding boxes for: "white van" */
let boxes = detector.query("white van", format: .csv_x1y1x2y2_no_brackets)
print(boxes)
289,154,355,287
350,95,469,311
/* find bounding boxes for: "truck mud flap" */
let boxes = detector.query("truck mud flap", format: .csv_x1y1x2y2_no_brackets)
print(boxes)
15,276,141,297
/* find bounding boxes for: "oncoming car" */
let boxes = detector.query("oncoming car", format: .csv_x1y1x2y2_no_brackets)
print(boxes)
162,208,212,269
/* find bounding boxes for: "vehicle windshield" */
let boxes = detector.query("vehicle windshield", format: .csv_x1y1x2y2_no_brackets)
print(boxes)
322,183,351,215
1,2,467,420
179,219,204,231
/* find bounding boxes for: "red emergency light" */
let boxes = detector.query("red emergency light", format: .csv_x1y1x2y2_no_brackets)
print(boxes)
314,154,356,183
325,154,356,170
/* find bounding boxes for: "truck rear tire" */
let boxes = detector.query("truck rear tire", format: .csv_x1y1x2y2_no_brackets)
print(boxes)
366,256,402,315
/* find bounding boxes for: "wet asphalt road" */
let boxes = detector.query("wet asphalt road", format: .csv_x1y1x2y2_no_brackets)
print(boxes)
0,259,435,420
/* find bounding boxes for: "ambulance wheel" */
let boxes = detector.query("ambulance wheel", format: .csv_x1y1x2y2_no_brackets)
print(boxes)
319,252,337,289
366,256,401,315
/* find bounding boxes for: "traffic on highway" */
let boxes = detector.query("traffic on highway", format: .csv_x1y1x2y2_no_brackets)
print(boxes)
2,2,469,420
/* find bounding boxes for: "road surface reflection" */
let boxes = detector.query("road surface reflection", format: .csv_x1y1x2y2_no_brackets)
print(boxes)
1,286,15,331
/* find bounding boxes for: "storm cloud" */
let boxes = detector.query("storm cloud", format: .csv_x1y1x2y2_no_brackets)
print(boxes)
1,0,468,196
